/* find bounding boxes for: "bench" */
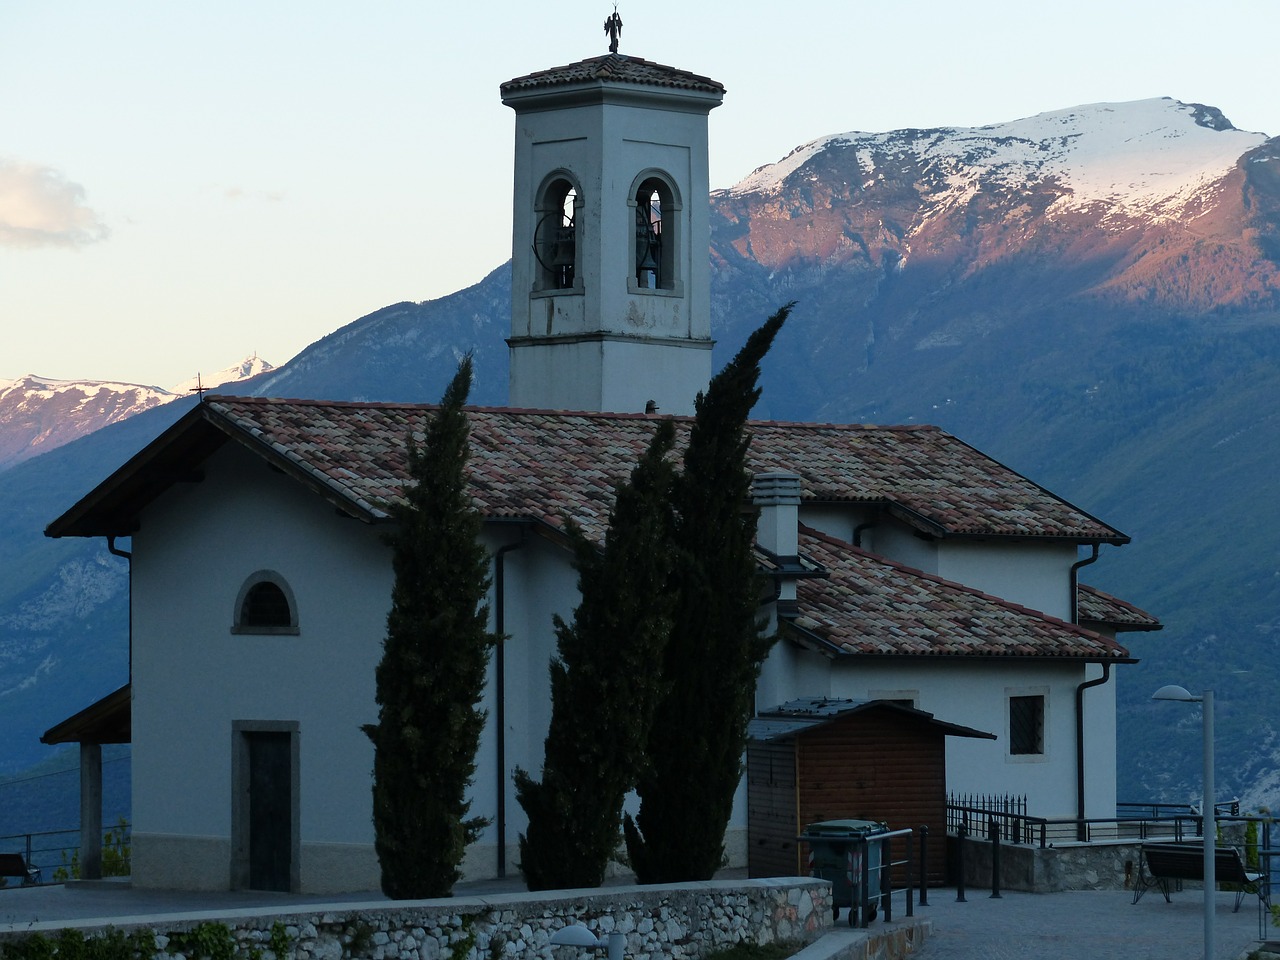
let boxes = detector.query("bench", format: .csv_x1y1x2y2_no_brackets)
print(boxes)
0,852,41,886
1132,842,1267,912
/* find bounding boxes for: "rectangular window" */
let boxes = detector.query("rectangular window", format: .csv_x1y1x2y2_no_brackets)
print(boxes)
1009,695,1045,755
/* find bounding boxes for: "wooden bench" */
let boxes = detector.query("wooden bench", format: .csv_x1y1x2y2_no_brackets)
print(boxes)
1132,842,1267,912
0,852,40,886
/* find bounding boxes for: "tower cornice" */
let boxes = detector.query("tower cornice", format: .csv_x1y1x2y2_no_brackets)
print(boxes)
501,54,724,100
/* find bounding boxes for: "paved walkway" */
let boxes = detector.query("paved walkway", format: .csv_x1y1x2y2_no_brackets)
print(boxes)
0,880,1272,959
908,887,1268,960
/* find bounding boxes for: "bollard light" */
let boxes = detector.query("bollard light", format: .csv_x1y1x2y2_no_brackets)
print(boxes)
550,925,625,960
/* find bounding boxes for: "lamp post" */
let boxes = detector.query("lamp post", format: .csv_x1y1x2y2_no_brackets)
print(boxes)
1151,684,1214,960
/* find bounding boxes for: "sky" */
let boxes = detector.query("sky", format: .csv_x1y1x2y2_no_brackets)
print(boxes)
2,0,1277,389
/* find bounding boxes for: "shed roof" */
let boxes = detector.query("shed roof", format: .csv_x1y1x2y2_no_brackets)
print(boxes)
748,697,996,742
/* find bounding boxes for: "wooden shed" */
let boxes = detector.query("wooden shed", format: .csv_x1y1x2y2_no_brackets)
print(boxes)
747,697,995,884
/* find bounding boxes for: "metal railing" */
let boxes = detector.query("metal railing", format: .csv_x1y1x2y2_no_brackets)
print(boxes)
946,801,1273,855
0,823,132,887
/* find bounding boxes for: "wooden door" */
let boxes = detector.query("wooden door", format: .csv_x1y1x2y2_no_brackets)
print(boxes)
246,731,292,891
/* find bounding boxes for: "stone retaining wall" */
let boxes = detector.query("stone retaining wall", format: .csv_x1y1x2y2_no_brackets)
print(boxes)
957,838,1146,892
2,879,832,960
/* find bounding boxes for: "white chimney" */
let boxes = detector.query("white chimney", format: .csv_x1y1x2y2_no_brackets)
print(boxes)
753,472,801,559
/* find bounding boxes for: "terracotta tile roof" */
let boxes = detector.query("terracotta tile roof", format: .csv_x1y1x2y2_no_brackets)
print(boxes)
789,526,1132,661
189,397,1126,545
501,54,725,97
46,397,1130,548
1077,583,1163,632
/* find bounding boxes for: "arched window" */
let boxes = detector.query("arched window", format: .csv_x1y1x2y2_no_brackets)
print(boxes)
532,175,580,292
232,571,299,635
629,173,680,293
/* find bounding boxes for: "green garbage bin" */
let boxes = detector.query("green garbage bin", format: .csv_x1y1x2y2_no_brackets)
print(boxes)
800,819,887,926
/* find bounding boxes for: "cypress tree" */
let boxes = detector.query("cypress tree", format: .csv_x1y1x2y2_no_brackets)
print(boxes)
515,419,678,890
624,304,791,882
364,356,496,898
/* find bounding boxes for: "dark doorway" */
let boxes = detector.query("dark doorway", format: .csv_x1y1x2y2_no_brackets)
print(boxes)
246,731,292,891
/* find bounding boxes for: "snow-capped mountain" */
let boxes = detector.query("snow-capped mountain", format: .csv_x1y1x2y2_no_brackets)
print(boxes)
0,376,174,472
728,99,1266,224
712,97,1280,317
170,354,274,397
0,355,273,472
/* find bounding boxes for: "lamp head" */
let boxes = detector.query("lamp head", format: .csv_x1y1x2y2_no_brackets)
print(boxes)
550,926,603,949
1151,684,1200,702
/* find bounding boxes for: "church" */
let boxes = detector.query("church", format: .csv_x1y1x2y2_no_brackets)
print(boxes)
45,38,1157,894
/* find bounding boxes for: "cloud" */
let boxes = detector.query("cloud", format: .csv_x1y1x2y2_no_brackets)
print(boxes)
0,159,109,249
223,186,285,202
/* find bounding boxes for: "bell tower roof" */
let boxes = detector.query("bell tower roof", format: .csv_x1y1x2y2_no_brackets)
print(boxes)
501,54,724,100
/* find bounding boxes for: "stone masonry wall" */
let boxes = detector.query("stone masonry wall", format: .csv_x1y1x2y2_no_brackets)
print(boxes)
957,822,1257,893
3,879,832,960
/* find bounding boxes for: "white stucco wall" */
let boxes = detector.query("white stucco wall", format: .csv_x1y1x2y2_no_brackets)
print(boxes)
129,446,576,891
130,444,391,889
758,639,1119,821
935,540,1078,622
797,504,1079,621
469,530,578,879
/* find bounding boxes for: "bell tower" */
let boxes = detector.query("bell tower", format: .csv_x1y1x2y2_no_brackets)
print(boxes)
500,48,724,415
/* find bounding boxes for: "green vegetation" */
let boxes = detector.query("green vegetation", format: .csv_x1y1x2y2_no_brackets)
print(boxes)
446,916,479,960
699,942,802,960
54,818,132,882
516,420,678,889
364,356,496,898
167,924,236,960
625,305,790,882
0,929,156,960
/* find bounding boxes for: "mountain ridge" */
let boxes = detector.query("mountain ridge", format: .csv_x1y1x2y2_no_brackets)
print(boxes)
1,97,1277,812
0,356,274,473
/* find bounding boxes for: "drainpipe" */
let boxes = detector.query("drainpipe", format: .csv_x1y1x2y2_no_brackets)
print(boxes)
493,527,528,878
107,537,133,681
1069,543,1099,624
1071,543,1105,839
1075,661,1112,839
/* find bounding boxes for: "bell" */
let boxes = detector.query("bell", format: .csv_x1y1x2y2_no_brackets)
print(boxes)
551,225,576,268
636,240,660,288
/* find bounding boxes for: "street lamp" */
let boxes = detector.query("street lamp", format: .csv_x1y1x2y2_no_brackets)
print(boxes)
549,925,625,960
1151,684,1215,960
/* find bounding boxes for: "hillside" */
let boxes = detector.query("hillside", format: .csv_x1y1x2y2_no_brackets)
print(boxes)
1,98,1277,809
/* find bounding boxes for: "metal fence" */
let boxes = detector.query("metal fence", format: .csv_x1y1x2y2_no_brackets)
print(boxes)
0,822,132,887
946,795,1272,858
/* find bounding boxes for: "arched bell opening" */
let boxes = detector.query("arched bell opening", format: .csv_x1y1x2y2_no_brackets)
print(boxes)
532,175,582,292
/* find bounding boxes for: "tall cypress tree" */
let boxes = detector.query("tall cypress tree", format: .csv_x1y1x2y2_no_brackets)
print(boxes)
365,356,496,899
624,304,791,883
515,419,678,890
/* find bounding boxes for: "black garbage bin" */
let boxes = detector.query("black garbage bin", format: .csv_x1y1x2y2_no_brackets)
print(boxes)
800,818,887,926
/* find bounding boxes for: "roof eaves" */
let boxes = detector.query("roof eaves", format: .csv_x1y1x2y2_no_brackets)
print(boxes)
942,433,1131,544
795,524,1134,662
45,400,212,539
204,401,391,523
